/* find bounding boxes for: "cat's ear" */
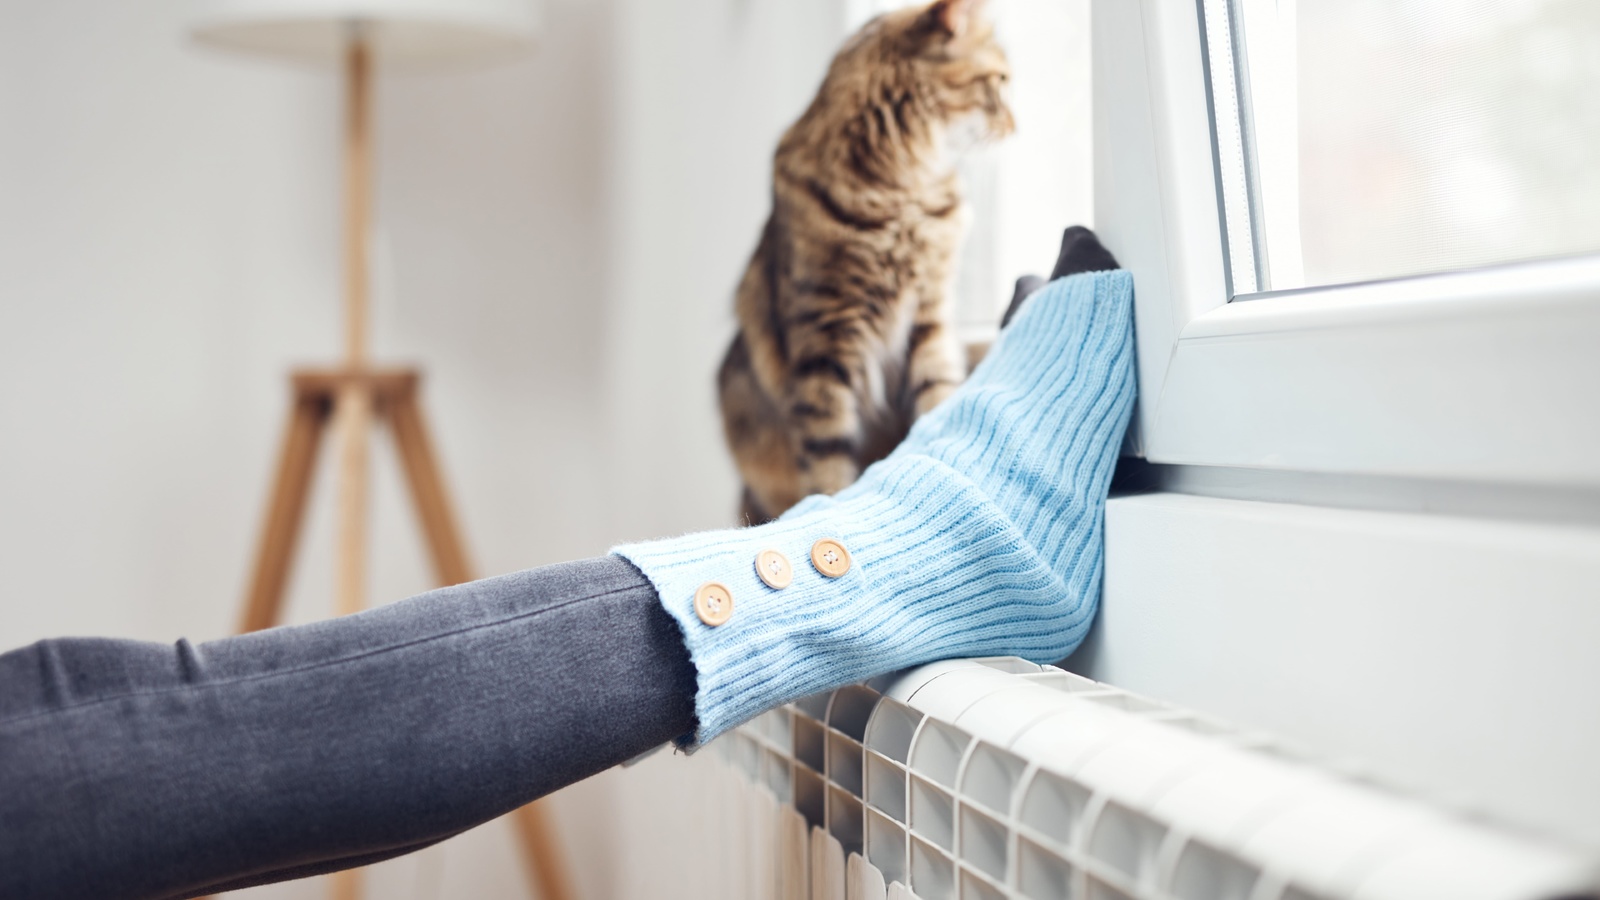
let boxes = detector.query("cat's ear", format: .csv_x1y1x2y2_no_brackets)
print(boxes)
927,0,987,38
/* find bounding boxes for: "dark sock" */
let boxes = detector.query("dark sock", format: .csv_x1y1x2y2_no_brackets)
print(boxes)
1003,226,1121,327
1050,225,1121,279
1006,275,1047,327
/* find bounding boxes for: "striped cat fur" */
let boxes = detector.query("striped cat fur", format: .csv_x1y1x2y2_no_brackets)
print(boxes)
717,0,1015,523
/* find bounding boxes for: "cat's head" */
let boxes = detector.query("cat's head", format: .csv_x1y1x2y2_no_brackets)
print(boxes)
843,0,1016,150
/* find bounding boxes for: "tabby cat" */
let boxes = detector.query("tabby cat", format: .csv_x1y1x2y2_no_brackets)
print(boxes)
718,0,1015,523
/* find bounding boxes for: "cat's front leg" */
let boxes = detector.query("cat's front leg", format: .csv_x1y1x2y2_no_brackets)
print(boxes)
787,362,864,497
801,452,861,498
906,316,966,418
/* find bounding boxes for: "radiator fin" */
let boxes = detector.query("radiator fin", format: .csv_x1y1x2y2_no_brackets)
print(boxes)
702,657,1597,900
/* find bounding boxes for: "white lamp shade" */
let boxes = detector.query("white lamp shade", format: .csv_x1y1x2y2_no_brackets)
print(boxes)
189,0,539,66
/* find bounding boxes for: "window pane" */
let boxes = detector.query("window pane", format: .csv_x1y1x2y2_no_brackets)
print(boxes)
1232,0,1600,292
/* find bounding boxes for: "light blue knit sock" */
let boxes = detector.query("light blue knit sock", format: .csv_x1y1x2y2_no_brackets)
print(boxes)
615,269,1136,745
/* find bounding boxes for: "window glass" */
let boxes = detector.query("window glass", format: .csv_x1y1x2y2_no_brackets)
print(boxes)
1218,0,1600,293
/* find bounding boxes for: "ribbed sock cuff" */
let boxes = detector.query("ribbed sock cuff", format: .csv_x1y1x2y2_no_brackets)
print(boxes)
614,454,1091,746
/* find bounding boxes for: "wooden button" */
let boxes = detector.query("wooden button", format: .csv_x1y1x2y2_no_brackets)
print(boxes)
755,549,793,589
694,582,734,626
810,539,852,578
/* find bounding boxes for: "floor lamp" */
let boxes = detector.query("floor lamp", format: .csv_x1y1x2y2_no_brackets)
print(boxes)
189,3,572,899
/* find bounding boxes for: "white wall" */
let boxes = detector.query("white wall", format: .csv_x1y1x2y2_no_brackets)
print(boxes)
1,0,339,646
602,0,846,543
0,0,623,645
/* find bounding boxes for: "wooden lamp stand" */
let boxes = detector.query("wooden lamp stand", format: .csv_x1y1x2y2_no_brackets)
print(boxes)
233,37,574,900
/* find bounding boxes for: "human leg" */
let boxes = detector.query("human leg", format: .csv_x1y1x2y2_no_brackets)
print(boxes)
0,556,692,900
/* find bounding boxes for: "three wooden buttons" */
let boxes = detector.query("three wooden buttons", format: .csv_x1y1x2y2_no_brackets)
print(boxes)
693,538,851,627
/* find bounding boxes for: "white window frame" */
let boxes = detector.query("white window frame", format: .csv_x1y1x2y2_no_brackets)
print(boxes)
1094,0,1600,487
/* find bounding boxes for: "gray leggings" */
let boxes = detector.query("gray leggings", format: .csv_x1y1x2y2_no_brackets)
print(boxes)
0,556,695,900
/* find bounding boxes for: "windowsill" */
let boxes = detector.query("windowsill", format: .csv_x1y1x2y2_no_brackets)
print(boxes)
1143,253,1600,486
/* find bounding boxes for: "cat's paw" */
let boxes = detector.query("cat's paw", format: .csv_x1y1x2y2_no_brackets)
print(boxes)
913,381,959,417
806,455,862,496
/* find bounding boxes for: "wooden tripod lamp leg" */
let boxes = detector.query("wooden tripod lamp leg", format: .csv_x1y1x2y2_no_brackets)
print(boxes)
386,388,575,900
326,26,376,900
512,803,579,900
240,389,330,634
388,390,472,586
333,383,373,620
317,21,571,899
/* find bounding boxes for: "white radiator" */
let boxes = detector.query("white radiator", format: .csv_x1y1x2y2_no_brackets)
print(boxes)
695,658,1598,900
